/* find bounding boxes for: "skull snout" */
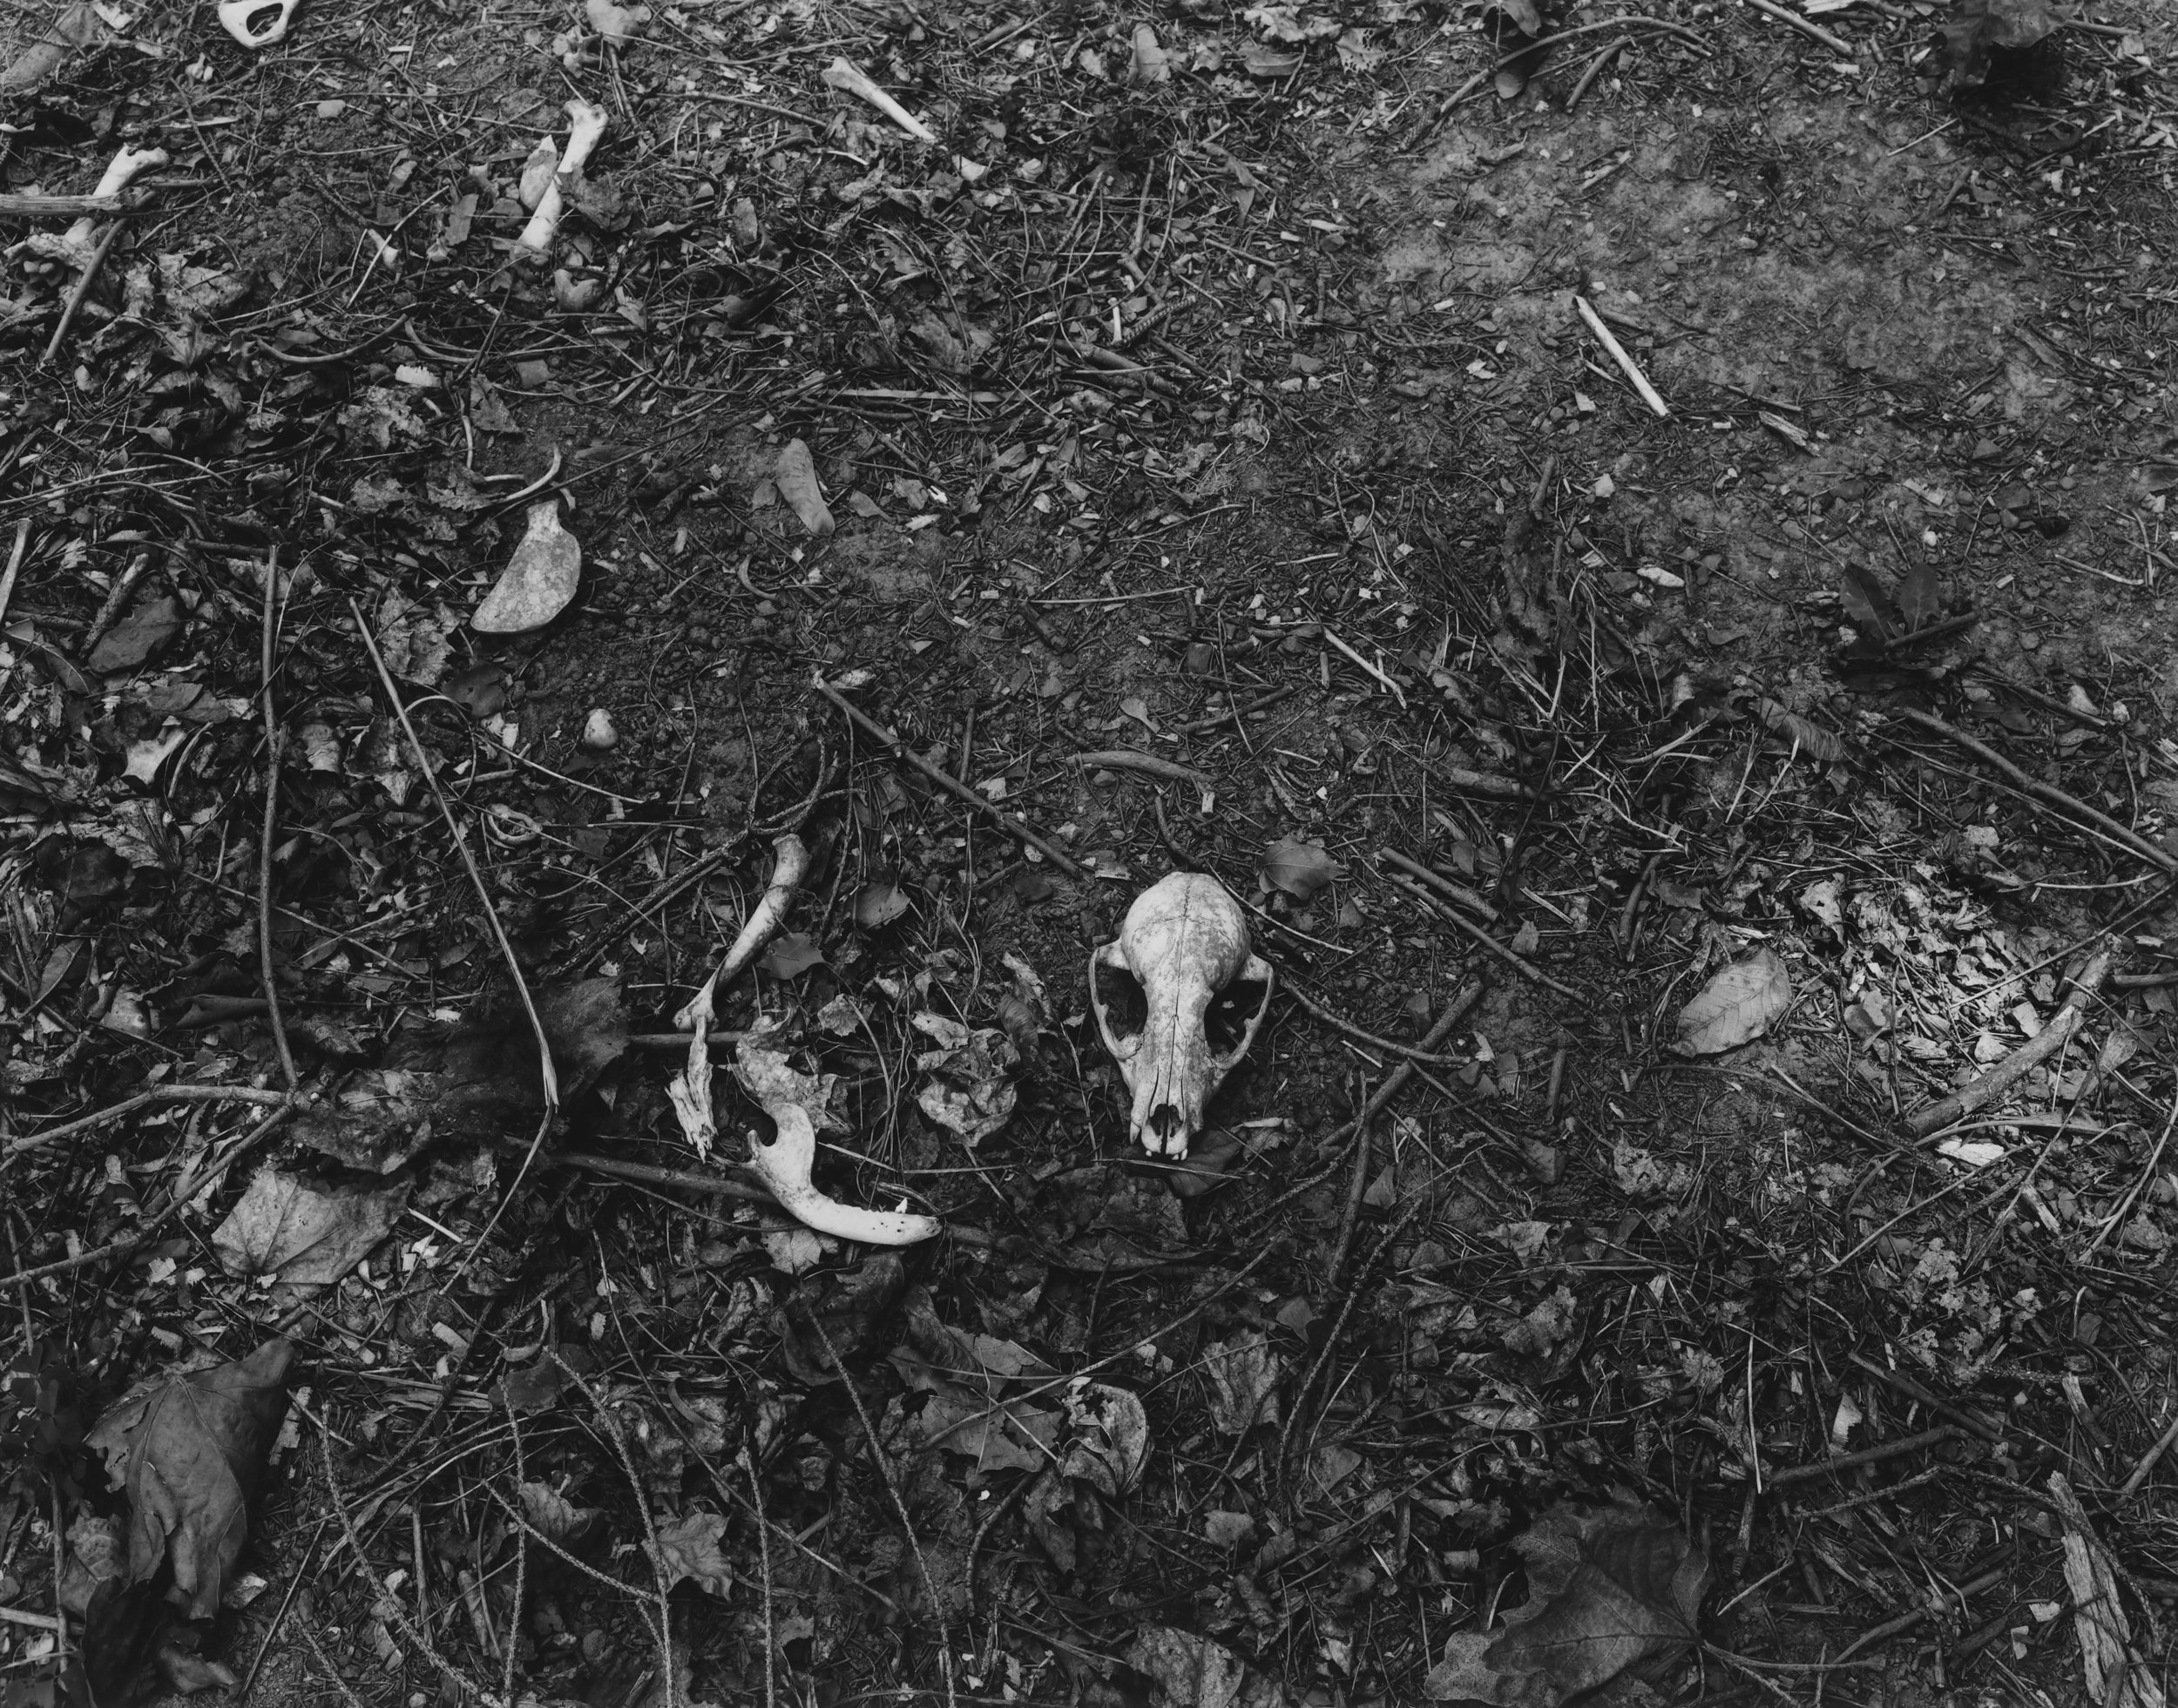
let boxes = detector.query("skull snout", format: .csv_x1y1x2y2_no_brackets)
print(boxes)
1145,1101,1187,1156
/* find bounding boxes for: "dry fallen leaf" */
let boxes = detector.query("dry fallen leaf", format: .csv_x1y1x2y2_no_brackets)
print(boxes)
1126,1626,1286,1708
1201,1331,1283,1434
649,1510,733,1597
85,1340,294,1621
1671,949,1792,1057
88,596,183,672
775,437,835,536
212,1172,410,1286
1261,836,1343,900
473,500,581,633
1060,1381,1149,1497
1424,1502,1709,1704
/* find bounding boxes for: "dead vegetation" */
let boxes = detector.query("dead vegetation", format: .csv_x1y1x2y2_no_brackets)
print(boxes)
3,0,2178,1705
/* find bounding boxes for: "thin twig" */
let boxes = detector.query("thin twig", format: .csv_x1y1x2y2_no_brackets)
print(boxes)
812,672,1088,876
1282,982,1471,1065
1906,947,2113,1137
1897,709,2178,874
319,1432,500,1707
746,1449,778,1708
1769,1425,1960,1489
0,518,30,626
1072,749,1215,789
40,219,125,368
236,1519,331,1707
294,1618,374,1708
0,1102,294,1293
1741,0,1856,57
1242,979,1485,1231
353,599,558,1272
2118,1407,2178,1499
1327,1077,1372,1286
1322,626,1407,707
1385,873,1585,1001
1380,847,1500,917
1575,294,1670,417
807,1314,958,1708
1566,34,1629,111
259,548,298,1090
2082,1087,2178,1258
1277,1197,1428,1512
503,1405,528,1708
547,1349,675,1705
3,1084,290,1161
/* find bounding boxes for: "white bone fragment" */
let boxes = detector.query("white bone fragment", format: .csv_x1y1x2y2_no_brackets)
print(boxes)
517,137,558,210
665,835,811,1160
752,1104,939,1246
710,834,809,991
822,57,937,144
40,145,167,267
1090,872,1273,1158
217,0,297,48
516,100,609,259
667,969,720,1159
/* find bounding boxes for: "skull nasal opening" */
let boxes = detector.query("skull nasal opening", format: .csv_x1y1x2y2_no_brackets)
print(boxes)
1149,1104,1183,1138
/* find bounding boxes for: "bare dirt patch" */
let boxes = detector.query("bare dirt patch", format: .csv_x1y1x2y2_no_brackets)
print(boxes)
4,0,2178,1705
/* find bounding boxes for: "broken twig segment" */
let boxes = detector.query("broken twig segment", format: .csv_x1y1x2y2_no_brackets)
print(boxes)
1574,294,1668,418
1905,948,2112,1137
1385,873,1584,1001
1896,708,2178,874
812,672,1088,877
1740,0,1856,58
1322,626,1407,708
1073,749,1214,791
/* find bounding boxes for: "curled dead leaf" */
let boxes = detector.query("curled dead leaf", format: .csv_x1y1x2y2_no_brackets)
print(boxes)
1671,949,1792,1057
1424,1502,1708,1704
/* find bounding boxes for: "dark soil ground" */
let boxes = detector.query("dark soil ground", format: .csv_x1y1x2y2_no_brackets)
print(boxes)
4,0,2178,1705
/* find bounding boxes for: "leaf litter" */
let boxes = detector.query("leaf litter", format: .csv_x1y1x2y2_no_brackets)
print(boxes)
2,0,2177,1702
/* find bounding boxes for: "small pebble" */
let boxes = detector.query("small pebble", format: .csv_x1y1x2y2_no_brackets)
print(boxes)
581,709,619,751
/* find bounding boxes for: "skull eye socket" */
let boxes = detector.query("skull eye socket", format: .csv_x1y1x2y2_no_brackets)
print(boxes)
1090,957,1149,1036
1206,974,1270,1054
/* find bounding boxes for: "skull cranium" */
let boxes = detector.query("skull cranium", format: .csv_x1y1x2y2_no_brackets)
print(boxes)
1088,872,1273,1158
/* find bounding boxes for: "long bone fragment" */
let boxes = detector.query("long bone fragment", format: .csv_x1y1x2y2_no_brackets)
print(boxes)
667,834,810,1159
517,100,609,259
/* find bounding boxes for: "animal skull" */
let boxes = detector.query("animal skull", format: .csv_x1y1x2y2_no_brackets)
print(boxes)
1089,872,1273,1158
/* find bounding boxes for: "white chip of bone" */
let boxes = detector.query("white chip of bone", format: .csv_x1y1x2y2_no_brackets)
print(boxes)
580,709,618,751
1089,871,1273,1158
